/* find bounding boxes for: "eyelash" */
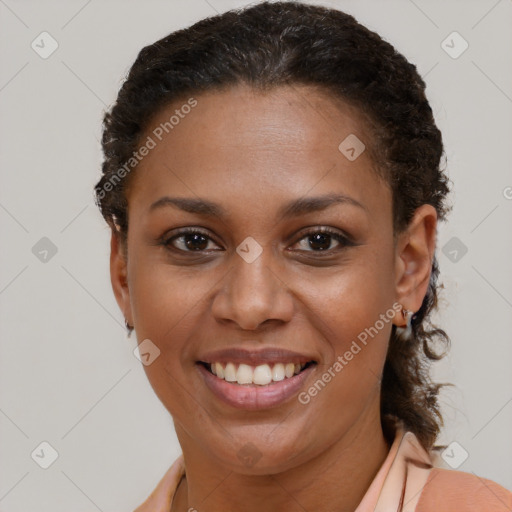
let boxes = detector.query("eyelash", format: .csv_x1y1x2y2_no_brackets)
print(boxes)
160,226,354,255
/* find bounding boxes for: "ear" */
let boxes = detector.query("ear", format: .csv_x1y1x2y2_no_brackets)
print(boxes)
110,230,133,327
393,204,437,326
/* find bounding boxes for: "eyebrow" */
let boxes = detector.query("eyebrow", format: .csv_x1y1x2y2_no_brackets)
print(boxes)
148,193,367,220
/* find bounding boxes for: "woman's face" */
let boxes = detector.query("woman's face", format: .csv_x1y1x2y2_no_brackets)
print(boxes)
111,84,435,474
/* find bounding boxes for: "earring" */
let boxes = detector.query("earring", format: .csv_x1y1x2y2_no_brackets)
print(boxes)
124,318,134,338
396,307,414,340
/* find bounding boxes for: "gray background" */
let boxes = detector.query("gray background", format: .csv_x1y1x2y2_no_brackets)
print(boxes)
0,0,511,510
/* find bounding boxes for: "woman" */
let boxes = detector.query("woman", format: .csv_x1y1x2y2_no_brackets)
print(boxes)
94,2,512,510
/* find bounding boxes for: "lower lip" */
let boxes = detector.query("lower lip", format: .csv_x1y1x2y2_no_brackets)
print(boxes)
197,363,316,410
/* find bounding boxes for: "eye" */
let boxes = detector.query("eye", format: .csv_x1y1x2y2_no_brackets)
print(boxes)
292,227,352,253
162,228,222,253
160,226,353,255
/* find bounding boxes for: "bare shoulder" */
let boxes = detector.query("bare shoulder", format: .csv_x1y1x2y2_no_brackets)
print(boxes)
416,467,512,511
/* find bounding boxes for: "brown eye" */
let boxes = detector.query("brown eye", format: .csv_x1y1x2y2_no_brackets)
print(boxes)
293,228,352,253
163,229,221,253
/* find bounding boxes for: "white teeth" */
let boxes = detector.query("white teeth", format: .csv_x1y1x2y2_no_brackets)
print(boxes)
214,362,224,379
236,364,253,385
253,364,272,385
272,363,285,382
285,363,295,378
207,361,309,385
224,362,237,382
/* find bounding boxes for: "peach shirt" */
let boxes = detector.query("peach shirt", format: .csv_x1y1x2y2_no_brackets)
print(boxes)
134,422,512,511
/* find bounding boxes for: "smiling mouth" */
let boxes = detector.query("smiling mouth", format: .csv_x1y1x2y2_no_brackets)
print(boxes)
198,361,316,386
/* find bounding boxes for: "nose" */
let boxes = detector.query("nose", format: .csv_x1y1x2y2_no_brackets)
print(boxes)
211,249,294,331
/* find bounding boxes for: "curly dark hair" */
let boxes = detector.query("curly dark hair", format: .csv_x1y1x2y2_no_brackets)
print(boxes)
94,1,451,451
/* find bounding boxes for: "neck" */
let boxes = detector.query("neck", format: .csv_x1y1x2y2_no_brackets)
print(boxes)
172,408,390,512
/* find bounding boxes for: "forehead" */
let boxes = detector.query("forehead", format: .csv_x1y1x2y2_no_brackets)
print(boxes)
127,84,388,217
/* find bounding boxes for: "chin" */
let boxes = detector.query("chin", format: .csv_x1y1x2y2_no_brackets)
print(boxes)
203,427,314,475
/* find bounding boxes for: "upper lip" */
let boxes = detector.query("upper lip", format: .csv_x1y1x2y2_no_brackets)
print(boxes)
198,347,317,366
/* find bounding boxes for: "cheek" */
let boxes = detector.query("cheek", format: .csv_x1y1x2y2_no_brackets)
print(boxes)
128,254,208,333
300,268,394,420
313,283,392,375
127,255,233,411
127,260,207,415
300,246,395,376
307,249,395,328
